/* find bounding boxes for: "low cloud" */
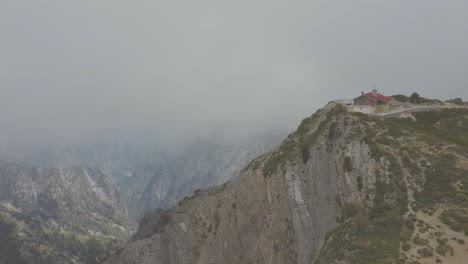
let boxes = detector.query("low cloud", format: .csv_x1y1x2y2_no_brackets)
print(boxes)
1,1,467,151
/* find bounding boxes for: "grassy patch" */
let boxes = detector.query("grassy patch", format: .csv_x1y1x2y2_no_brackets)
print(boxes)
392,93,443,105
401,156,421,175
436,244,454,256
370,162,408,217
340,203,362,220
0,212,120,264
414,154,468,206
413,235,429,246
439,208,468,236
417,247,434,258
314,212,403,264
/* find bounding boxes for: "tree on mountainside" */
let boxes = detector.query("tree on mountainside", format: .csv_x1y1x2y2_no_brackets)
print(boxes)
447,98,463,105
0,217,25,264
410,92,421,104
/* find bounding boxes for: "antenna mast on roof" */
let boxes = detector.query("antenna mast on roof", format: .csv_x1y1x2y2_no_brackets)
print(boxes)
372,85,377,95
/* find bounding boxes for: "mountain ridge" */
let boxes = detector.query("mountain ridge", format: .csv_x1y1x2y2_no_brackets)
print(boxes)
104,102,468,264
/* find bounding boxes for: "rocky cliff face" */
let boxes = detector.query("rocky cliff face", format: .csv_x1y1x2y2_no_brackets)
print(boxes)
103,103,372,264
0,163,134,264
104,104,468,264
0,164,129,221
123,138,281,219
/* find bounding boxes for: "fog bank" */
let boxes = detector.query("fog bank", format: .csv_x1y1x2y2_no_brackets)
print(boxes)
1,1,467,151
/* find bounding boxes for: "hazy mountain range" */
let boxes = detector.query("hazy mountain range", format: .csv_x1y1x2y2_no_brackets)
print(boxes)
0,131,283,263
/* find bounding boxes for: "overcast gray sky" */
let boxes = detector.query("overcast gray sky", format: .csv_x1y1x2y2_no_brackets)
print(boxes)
1,1,467,150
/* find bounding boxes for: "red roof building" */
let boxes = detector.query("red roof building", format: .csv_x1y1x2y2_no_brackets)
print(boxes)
353,89,393,113
361,92,393,103
354,89,394,105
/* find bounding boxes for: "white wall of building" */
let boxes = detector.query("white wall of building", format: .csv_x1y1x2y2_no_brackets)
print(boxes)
349,105,374,114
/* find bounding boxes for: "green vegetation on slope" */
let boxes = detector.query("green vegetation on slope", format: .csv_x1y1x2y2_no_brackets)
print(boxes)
315,210,403,264
0,210,121,264
392,93,443,105
314,107,468,264
261,104,347,178
439,208,468,236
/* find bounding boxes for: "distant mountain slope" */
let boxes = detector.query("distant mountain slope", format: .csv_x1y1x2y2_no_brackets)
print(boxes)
0,163,134,264
123,138,281,219
3,135,282,220
104,103,468,264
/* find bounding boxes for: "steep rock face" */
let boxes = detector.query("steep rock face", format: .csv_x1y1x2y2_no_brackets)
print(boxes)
103,104,382,264
0,164,129,228
106,104,468,264
123,139,281,219
0,163,134,264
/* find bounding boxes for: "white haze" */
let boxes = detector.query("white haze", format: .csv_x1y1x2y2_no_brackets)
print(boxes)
1,1,467,152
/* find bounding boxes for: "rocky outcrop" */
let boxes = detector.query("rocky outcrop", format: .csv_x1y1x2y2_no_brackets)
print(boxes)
103,104,383,264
